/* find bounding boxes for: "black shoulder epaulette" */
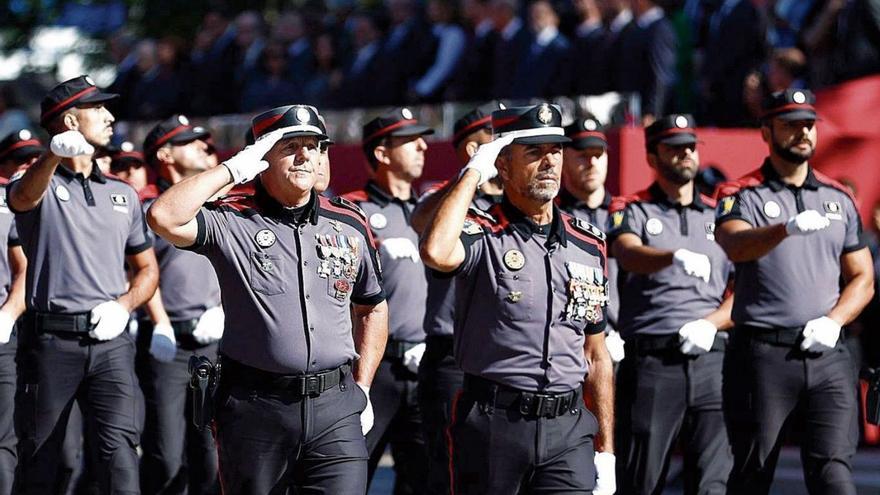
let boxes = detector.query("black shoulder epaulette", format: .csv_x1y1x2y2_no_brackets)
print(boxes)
467,206,497,224
331,196,367,221
569,217,606,241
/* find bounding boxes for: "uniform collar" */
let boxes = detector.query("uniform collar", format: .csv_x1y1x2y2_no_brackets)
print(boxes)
760,158,821,192
254,180,319,225
365,180,417,207
499,196,567,247
475,189,503,206
557,187,611,211
55,162,107,184
647,182,707,211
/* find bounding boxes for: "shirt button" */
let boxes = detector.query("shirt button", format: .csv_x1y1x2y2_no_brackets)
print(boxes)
305,294,310,300
303,261,309,266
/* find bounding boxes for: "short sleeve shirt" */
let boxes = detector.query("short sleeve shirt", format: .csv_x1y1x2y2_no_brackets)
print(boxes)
608,183,732,338
715,160,864,328
343,181,427,342
0,178,19,304
186,184,385,374
453,199,608,393
10,164,152,313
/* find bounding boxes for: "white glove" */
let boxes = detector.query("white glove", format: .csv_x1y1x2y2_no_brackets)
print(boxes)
800,316,842,352
150,323,178,362
785,210,831,236
594,452,617,495
379,237,420,262
460,135,515,186
192,306,224,344
88,300,130,341
0,311,15,345
403,342,427,374
605,330,625,363
678,319,718,355
50,130,94,157
672,249,711,283
357,383,374,435
222,128,288,184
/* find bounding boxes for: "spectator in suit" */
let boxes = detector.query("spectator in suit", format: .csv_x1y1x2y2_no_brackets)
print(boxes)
303,34,343,107
128,36,189,120
571,0,608,95
232,11,267,87
333,12,385,108
273,11,315,88
511,0,573,98
189,8,238,115
489,0,531,98
411,0,467,102
371,0,438,105
240,41,299,112
447,0,497,101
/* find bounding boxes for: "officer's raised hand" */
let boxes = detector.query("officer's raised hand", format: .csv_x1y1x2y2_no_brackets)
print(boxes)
150,323,177,362
460,134,515,185
222,128,288,185
49,130,95,158
88,300,130,341
192,305,224,344
799,316,842,352
678,319,718,355
672,249,712,283
785,209,831,236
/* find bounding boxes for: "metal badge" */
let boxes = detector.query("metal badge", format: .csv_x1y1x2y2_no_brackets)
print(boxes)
506,291,523,303
333,279,351,299
584,119,597,131
18,129,31,140
296,107,311,123
255,229,277,248
537,105,553,124
369,213,387,230
675,115,689,128
565,263,607,323
763,200,781,219
401,108,413,119
503,249,525,270
705,222,715,240
330,219,343,232
178,115,189,125
719,196,735,216
645,218,663,235
793,91,806,104
55,185,70,202
611,211,624,228
121,141,134,152
110,194,128,206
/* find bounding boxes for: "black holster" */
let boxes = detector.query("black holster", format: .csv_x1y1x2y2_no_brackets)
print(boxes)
861,367,880,425
189,355,219,430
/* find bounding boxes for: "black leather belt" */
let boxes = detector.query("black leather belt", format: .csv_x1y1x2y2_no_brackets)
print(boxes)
463,374,579,419
171,319,199,340
28,311,92,334
632,332,728,354
384,339,421,360
425,335,453,356
219,356,349,397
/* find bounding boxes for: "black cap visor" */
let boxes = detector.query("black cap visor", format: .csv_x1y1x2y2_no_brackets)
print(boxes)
167,128,211,146
568,136,607,150
512,134,571,145
1,145,45,162
387,124,435,138
773,109,818,121
76,91,119,106
655,133,697,146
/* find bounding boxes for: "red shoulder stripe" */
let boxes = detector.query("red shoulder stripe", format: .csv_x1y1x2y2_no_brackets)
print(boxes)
699,193,717,208
609,189,652,213
713,168,765,200
421,180,449,196
138,184,159,202
812,170,858,206
341,190,369,203
211,194,258,213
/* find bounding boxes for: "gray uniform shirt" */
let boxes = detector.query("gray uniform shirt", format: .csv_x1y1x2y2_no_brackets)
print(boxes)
454,199,608,393
608,183,732,338
343,181,426,342
715,160,864,329
188,184,385,374
10,164,152,313
0,179,19,303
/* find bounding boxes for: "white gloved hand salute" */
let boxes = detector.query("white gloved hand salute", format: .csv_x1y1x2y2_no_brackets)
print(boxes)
800,316,841,352
192,305,224,344
357,383,374,435
672,249,712,283
150,323,177,362
593,451,617,495
460,135,515,186
89,300,130,341
785,210,830,236
678,319,718,355
222,128,288,185
50,130,95,158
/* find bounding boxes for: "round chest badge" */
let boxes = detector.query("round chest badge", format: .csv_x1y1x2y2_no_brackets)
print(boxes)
55,185,70,202
369,213,387,230
255,229,277,248
646,218,663,235
763,200,781,218
503,249,525,270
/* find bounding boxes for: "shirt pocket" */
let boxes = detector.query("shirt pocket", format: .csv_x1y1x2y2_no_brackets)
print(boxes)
495,273,533,322
326,276,353,306
249,252,286,296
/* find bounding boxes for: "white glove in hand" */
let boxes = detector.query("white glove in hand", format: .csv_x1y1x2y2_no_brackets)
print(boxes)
222,128,288,184
460,135,515,186
403,342,427,374
672,249,712,283
594,452,617,495
358,383,374,435
785,210,830,236
379,237,420,262
605,330,625,363
800,316,841,352
50,130,94,157
150,323,177,362
678,319,718,355
0,311,15,345
88,301,130,341
192,306,224,344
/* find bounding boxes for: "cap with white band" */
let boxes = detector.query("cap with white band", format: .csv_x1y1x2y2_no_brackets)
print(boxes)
491,104,571,145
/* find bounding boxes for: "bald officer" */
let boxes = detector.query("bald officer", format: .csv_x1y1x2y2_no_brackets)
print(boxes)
421,104,616,495
8,75,159,494
609,115,734,494
715,89,873,495
147,104,388,494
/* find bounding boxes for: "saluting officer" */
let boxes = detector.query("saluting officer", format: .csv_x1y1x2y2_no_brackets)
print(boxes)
343,107,433,492
147,104,388,494
410,101,505,495
8,75,159,494
420,104,616,495
559,117,624,363
608,115,734,494
138,115,222,495
0,130,35,494
715,90,874,495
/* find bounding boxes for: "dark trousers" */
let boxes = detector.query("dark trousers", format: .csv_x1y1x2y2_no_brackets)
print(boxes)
136,322,219,495
15,329,143,495
449,377,597,494
0,334,15,495
616,341,732,495
212,363,368,494
365,358,427,495
724,333,859,495
416,336,463,495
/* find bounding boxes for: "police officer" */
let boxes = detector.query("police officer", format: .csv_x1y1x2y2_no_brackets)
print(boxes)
147,104,388,494
343,107,432,492
715,89,874,495
8,75,159,494
420,104,616,495
560,117,625,363
608,114,734,494
109,141,153,195
0,130,34,494
136,114,221,495
409,101,505,495
316,135,332,194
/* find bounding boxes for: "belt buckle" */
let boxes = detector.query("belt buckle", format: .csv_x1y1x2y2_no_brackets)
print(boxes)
518,393,534,416
300,375,322,396
536,394,558,418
